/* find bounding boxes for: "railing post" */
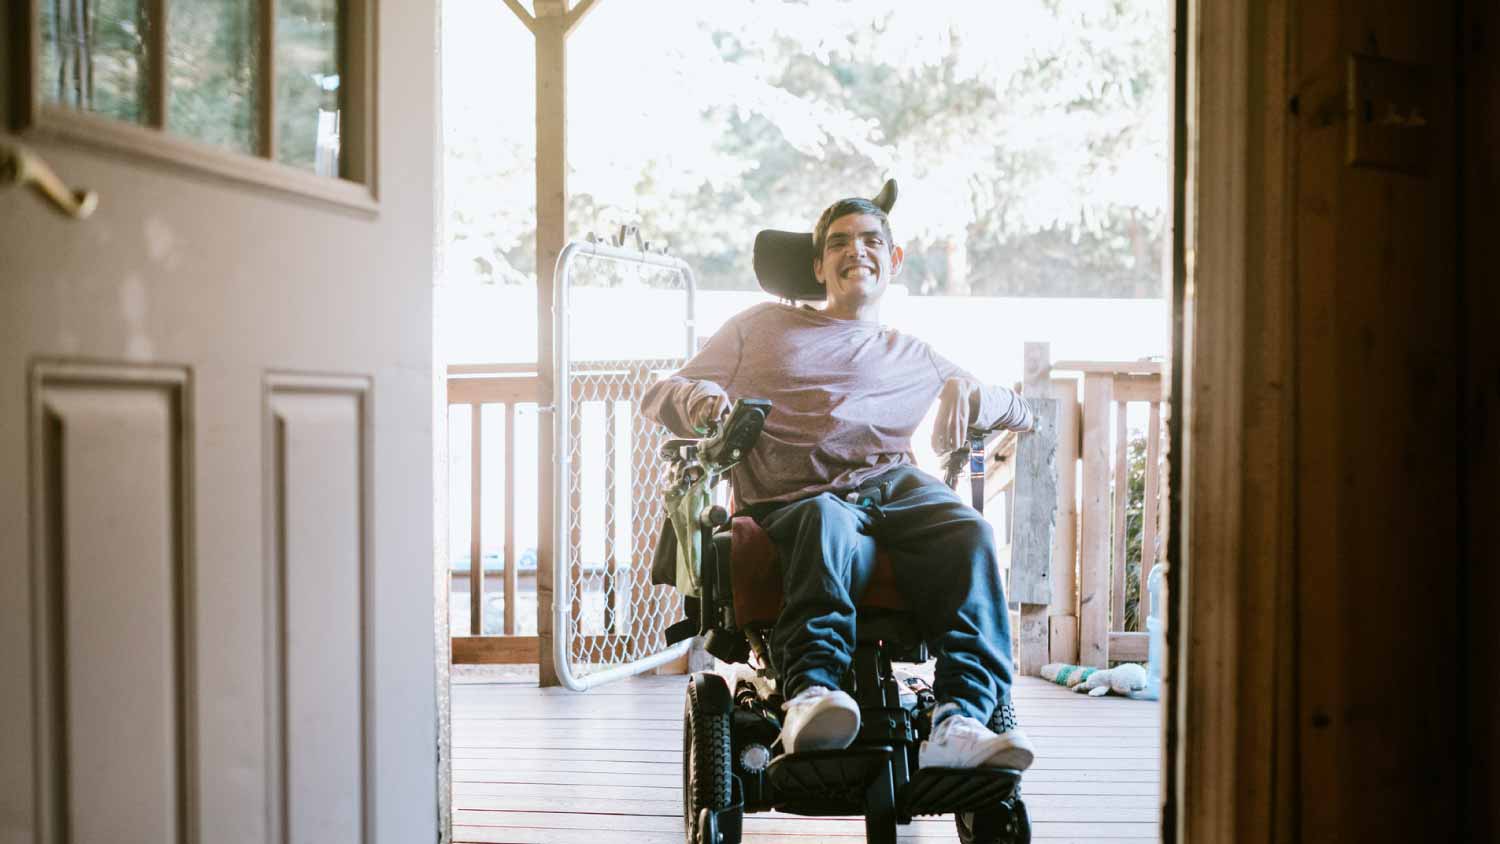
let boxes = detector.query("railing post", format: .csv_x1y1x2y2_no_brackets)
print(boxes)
504,403,517,636
629,403,655,661
1079,373,1115,668
1013,342,1058,676
567,389,584,644
603,400,618,633
1049,376,1081,664
469,403,483,635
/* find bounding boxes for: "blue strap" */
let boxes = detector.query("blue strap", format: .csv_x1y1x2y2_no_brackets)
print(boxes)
968,435,985,513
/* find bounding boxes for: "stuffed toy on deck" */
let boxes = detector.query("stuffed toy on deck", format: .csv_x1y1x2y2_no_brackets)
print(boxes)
1041,662,1149,698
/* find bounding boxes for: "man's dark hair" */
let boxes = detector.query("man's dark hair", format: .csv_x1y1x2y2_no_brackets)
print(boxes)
812,197,894,259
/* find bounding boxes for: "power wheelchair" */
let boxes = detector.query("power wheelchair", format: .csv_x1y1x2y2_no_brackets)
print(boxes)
657,217,1030,844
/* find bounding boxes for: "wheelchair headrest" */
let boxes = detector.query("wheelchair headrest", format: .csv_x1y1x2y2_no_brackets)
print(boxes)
752,179,898,302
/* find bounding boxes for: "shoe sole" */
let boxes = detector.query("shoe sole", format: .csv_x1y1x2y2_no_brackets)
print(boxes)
920,741,1036,771
981,744,1035,771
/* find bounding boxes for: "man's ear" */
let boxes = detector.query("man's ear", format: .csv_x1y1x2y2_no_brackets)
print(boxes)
812,254,825,285
889,245,905,276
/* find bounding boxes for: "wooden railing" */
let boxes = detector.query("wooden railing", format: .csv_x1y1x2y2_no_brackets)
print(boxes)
446,364,544,663
995,343,1167,671
450,348,1165,672
445,359,686,666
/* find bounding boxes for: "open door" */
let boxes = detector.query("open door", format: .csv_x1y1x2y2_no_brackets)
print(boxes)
0,3,438,841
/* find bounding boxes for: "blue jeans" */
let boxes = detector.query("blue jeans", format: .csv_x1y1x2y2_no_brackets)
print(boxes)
756,464,1015,725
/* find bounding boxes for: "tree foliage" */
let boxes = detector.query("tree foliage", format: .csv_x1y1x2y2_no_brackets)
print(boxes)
445,0,1170,298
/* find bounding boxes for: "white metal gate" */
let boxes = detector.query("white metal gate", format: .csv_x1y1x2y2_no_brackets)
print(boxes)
550,239,697,689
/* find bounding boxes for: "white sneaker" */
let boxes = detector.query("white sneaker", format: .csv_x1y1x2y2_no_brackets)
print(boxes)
779,686,861,753
920,713,1035,770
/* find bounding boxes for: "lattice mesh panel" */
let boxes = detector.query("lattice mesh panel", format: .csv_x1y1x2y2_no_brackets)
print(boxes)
562,358,687,678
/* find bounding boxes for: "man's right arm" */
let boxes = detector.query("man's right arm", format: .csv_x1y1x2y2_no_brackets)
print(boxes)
640,317,744,437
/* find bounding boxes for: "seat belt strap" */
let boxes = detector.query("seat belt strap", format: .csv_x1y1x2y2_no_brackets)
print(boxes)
967,435,985,514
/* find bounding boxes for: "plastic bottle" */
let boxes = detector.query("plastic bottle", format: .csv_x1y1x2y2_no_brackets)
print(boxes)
1144,563,1165,699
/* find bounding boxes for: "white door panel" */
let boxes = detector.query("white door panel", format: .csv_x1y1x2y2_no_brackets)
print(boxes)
270,380,369,843
33,368,190,844
0,3,439,842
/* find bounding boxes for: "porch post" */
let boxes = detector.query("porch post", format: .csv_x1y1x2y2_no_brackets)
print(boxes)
533,0,567,685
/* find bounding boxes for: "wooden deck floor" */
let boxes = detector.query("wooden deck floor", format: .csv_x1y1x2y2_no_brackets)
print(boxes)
451,673,1161,843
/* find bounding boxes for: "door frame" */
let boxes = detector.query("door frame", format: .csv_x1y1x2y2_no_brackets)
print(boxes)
1169,0,1296,839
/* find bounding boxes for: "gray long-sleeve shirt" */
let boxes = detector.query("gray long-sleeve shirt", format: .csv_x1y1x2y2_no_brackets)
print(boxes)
641,302,1032,505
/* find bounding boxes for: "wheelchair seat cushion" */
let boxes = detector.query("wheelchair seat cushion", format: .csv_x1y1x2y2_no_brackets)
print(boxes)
729,515,909,628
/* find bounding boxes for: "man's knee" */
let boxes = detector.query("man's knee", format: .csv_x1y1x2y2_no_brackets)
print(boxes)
947,509,999,558
773,493,859,536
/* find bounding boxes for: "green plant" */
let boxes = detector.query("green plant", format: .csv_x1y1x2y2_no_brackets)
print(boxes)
1118,429,1156,632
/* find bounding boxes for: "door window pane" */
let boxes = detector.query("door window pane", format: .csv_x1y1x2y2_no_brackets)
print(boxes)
41,0,152,125
33,0,363,194
168,0,261,154
276,0,343,178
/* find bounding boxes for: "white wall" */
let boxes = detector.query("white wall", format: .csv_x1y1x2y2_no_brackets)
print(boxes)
438,283,1169,386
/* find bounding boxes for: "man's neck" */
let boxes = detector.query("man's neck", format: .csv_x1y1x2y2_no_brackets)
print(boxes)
822,299,880,322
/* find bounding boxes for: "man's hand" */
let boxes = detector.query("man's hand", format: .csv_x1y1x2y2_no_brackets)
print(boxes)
686,386,732,435
932,376,981,455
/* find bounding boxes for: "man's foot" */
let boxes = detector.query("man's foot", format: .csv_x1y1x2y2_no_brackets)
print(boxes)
920,713,1035,770
779,686,861,753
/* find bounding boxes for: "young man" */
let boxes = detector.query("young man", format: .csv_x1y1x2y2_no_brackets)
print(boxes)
641,194,1035,770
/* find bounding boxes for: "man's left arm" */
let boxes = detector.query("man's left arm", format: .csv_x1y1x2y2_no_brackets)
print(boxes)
967,378,1035,432
929,353,1035,455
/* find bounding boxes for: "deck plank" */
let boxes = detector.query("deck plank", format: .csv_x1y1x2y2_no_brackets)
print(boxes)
450,675,1161,842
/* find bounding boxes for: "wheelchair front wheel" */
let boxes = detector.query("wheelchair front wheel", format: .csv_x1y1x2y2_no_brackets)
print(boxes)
956,797,1031,844
684,673,737,843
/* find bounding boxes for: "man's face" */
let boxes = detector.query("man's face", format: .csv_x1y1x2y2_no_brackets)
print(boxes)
813,212,904,310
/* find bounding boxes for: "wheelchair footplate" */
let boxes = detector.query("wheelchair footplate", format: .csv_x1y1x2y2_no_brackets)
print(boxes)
765,747,894,816
898,766,1022,817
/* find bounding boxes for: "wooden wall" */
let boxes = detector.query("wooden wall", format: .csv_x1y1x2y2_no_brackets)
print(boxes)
1183,0,1491,840
1289,0,1462,840
1461,0,1498,838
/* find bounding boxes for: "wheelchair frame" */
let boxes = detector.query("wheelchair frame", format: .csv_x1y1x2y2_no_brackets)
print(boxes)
666,400,1030,844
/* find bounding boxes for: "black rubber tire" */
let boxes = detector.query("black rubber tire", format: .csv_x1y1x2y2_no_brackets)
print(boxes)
683,676,733,843
956,798,1031,844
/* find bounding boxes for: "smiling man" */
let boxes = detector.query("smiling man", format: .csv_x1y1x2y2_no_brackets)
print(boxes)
641,191,1036,770
815,203,901,321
